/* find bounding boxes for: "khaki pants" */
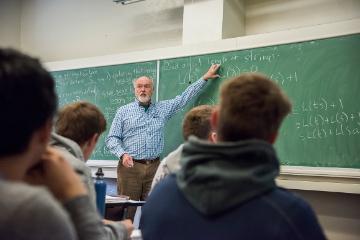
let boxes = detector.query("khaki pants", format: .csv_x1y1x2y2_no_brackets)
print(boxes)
117,159,160,221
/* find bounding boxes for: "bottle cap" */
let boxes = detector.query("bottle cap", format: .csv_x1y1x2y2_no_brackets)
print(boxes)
96,167,104,177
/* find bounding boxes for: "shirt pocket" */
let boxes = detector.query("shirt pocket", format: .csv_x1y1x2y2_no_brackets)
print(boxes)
123,115,141,132
148,115,164,134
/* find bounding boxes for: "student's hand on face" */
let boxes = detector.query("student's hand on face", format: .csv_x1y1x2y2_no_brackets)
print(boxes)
202,64,221,81
121,153,134,168
25,146,87,202
24,160,46,186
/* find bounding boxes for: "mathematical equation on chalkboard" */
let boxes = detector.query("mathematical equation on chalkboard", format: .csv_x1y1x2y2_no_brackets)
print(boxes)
292,98,360,141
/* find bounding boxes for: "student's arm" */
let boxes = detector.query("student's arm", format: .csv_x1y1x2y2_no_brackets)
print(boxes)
64,196,108,240
53,146,98,206
25,147,107,240
9,188,77,240
25,147,87,201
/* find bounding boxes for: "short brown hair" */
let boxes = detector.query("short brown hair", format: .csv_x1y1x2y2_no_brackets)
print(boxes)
55,101,106,146
182,105,214,140
218,73,292,141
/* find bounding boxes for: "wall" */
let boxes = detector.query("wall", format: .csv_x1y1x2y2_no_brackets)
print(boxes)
294,190,360,240
0,0,21,49
16,0,360,62
245,0,360,35
222,0,245,38
20,0,184,62
182,0,224,44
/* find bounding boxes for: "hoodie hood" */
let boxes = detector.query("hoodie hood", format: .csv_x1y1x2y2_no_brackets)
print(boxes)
50,132,97,206
176,137,279,216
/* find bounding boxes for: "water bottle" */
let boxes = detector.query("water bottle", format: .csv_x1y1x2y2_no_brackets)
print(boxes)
94,167,107,217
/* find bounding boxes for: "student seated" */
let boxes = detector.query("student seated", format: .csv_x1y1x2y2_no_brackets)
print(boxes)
150,104,216,191
0,48,107,240
53,101,133,239
133,105,216,228
140,73,327,240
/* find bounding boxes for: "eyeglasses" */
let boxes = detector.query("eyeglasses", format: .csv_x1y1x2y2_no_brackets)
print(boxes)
136,84,152,89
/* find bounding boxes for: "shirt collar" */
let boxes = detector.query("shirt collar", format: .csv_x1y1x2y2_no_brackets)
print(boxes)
135,98,152,107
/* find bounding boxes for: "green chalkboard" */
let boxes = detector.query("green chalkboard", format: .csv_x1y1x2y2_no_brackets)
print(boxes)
159,34,360,168
52,61,157,160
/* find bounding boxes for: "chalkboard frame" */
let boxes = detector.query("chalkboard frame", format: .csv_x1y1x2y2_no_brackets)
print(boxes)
46,20,360,189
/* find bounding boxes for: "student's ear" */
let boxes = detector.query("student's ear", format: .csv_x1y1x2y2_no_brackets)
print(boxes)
268,132,278,144
210,107,219,132
38,119,53,144
82,133,100,161
209,131,217,143
92,133,99,145
87,133,99,150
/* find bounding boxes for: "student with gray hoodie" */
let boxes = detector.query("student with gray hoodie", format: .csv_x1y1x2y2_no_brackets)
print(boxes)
53,101,133,240
140,73,326,240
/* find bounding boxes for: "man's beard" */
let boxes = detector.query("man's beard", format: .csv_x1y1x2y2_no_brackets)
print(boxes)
137,95,151,104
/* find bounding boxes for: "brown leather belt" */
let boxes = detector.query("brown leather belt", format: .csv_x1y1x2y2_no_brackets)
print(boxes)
133,157,160,165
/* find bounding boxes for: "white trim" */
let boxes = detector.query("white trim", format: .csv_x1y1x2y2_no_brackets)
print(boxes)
87,160,118,167
87,160,118,178
276,178,360,194
278,166,360,194
86,162,360,178
280,166,360,178
86,164,360,194
89,167,117,179
44,19,360,71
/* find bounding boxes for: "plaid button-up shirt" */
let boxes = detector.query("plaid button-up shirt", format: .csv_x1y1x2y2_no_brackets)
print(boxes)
105,78,207,160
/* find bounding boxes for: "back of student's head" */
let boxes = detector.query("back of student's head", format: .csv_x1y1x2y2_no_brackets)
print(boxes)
55,101,106,146
0,48,57,157
182,105,214,140
218,73,291,142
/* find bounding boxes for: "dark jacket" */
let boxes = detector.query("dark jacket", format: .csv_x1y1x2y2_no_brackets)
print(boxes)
140,137,326,240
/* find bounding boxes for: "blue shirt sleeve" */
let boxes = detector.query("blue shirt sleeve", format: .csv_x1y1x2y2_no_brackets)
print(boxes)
159,78,207,120
105,108,126,159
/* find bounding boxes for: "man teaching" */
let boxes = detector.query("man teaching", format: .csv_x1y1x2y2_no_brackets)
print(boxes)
106,64,220,220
